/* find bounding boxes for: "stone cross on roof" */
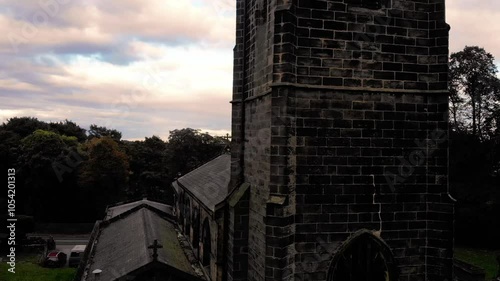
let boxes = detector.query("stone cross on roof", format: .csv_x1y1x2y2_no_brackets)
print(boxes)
148,239,163,261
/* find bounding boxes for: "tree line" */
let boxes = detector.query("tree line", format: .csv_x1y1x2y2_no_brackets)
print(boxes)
0,118,228,222
449,46,500,248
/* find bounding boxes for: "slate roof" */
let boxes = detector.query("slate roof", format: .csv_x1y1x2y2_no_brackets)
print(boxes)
176,154,231,211
105,198,173,220
82,207,204,281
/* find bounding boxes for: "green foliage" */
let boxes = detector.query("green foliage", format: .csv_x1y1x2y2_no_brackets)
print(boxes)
124,136,170,201
455,248,500,280
83,137,129,173
48,120,87,142
19,129,81,178
166,128,228,178
0,260,76,281
449,46,500,139
60,135,79,147
17,130,84,221
1,117,49,138
21,130,66,156
124,131,228,204
79,137,130,218
1,115,227,222
88,124,122,141
0,128,21,174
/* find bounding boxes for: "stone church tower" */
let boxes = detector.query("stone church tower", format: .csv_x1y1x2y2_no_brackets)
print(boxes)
228,1,453,281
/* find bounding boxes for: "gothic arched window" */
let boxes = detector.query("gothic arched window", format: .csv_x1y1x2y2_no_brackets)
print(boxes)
185,198,192,236
192,208,200,249
202,218,211,268
327,230,398,281
178,191,184,210
178,192,184,227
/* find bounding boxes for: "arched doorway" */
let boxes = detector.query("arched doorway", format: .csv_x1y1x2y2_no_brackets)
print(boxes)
327,230,398,281
202,218,211,268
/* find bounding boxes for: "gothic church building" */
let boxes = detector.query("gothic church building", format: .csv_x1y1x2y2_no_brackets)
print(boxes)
174,0,453,281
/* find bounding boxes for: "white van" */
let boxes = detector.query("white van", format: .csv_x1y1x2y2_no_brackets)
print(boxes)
69,245,86,267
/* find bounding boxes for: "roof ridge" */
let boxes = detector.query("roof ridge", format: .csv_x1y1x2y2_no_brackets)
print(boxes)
107,197,169,209
140,208,152,264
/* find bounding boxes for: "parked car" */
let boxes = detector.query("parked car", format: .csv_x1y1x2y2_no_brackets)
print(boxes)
69,245,86,267
44,251,67,267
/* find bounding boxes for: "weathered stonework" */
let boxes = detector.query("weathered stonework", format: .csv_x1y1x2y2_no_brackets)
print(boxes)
176,187,222,281
229,1,453,281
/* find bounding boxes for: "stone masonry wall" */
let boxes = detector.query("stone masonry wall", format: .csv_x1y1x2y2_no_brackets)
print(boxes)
230,1,275,280
230,0,452,280
273,0,449,91
231,0,275,188
286,88,453,281
245,95,273,281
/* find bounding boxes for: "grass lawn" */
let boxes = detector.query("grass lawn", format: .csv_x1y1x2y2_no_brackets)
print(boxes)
0,254,76,281
455,247,499,280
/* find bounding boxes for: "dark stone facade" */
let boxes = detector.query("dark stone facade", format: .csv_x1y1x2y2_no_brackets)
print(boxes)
229,1,453,281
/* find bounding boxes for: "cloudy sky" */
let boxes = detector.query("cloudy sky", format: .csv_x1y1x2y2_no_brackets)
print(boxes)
0,0,498,140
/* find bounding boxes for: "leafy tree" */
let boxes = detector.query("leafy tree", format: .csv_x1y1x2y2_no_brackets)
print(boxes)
1,117,49,138
449,46,500,138
79,137,130,218
121,140,143,199
0,118,128,222
49,120,87,142
88,124,122,141
449,47,500,248
143,136,169,171
165,128,228,178
449,61,465,131
1,118,229,223
20,129,68,158
0,128,21,173
17,130,82,221
124,136,171,202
